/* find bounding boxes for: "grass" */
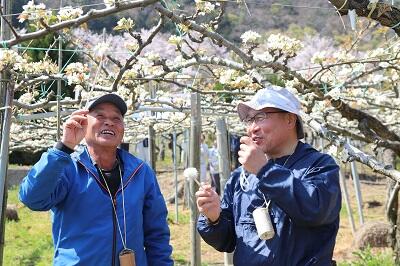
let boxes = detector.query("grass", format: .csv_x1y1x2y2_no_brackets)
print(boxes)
4,186,53,266
338,247,394,266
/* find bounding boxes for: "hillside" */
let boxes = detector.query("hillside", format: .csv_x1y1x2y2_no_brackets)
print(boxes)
12,0,350,40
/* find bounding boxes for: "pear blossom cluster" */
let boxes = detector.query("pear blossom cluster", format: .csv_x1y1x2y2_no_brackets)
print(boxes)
240,31,262,45
194,0,217,15
57,6,84,22
0,49,25,72
64,62,90,85
266,34,303,58
114,18,135,32
18,1,49,23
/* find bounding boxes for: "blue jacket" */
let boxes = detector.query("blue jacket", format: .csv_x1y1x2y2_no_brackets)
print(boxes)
197,142,341,266
19,146,173,266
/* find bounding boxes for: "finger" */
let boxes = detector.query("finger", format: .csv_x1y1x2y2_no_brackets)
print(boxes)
198,201,219,213
70,114,88,122
201,183,213,190
239,143,249,151
238,150,247,159
65,120,83,129
240,136,253,145
195,190,208,197
70,109,89,116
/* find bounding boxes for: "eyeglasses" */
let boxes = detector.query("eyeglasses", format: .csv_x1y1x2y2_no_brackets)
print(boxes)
242,111,287,126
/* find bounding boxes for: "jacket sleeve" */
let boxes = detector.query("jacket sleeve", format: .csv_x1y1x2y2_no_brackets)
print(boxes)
257,154,341,227
197,172,237,253
142,166,173,266
19,148,72,211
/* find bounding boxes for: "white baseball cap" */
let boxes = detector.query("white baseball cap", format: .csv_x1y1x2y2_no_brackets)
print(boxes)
237,86,304,139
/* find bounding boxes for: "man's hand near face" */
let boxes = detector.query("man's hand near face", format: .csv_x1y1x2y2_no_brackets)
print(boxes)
62,109,89,150
238,136,268,174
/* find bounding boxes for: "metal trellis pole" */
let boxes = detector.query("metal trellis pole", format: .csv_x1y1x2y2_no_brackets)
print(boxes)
0,79,14,265
173,129,179,223
339,170,356,235
0,0,12,263
189,93,201,266
215,118,233,266
56,0,63,141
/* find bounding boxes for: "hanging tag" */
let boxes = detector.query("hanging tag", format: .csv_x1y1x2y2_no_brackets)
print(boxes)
348,9,357,31
119,248,135,266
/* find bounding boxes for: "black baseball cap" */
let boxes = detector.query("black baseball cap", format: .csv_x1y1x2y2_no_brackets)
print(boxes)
87,93,127,116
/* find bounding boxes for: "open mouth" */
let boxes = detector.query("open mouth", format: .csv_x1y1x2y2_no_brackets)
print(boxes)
100,129,115,136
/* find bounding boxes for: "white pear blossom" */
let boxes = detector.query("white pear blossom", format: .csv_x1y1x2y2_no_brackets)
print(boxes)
104,0,115,7
18,1,47,23
240,31,262,45
0,49,25,71
219,69,238,84
195,0,216,15
64,62,89,85
57,6,83,21
168,35,183,46
18,91,38,105
114,18,135,31
22,60,58,75
93,42,109,58
266,34,303,57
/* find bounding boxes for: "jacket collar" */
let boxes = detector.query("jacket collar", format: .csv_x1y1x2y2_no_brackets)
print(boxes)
275,141,315,169
74,145,143,181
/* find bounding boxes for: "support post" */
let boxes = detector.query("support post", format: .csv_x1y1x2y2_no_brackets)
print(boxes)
189,93,201,266
0,79,14,264
339,170,356,235
56,2,63,141
148,84,156,169
351,160,364,225
0,0,12,263
173,130,178,223
215,118,233,265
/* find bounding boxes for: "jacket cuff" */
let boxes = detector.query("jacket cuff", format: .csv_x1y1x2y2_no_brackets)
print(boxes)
54,141,75,154
206,215,221,226
256,160,275,179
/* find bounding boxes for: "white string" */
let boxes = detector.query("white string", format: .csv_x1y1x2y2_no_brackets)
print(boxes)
262,193,271,209
240,146,295,193
98,163,127,249
120,167,127,247
239,168,250,192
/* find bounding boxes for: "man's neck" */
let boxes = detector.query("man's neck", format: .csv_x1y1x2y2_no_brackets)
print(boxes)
88,145,118,170
268,138,298,159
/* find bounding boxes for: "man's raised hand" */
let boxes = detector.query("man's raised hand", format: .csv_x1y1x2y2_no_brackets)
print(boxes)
62,110,89,149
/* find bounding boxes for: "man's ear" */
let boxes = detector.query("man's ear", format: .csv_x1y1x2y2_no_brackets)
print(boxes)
287,113,297,129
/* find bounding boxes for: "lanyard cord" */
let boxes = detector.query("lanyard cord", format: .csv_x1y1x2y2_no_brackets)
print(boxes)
98,164,127,249
240,151,294,193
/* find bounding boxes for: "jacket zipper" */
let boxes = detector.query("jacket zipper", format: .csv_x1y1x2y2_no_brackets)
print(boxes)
76,160,144,265
112,197,117,266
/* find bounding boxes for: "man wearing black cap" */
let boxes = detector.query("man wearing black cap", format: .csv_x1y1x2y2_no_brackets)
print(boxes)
196,86,341,265
19,94,173,266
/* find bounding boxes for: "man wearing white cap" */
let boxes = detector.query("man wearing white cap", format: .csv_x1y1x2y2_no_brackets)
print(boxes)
196,86,341,265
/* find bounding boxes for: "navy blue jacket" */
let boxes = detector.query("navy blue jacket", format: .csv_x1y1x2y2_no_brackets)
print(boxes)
19,146,173,266
197,141,341,266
